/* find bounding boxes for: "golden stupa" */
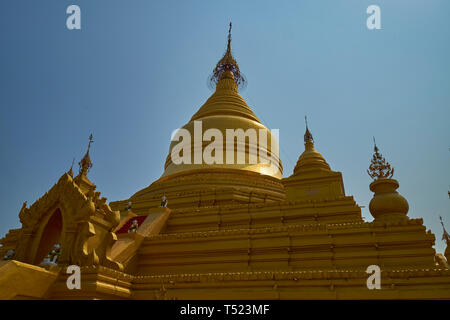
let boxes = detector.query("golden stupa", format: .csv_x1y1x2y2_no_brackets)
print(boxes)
1,25,449,300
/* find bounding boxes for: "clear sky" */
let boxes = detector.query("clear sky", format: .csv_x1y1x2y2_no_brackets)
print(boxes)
1,0,449,254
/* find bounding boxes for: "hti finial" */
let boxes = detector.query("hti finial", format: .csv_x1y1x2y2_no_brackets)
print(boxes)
68,157,75,177
228,22,232,46
78,134,94,176
209,22,246,90
367,138,394,180
304,116,314,145
88,134,94,151
373,136,379,152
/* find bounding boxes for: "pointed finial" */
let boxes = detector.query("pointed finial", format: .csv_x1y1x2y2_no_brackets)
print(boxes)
367,138,394,180
440,216,450,245
68,157,75,177
209,22,246,90
88,134,94,151
228,22,232,47
78,134,94,176
373,136,379,153
304,116,314,145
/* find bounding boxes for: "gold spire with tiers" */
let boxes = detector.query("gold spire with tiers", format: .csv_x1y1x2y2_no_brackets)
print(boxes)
284,119,345,201
161,68,281,179
123,24,285,211
78,134,93,176
73,134,96,195
292,117,331,175
161,24,281,179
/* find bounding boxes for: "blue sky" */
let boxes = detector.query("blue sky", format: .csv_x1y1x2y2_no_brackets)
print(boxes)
1,0,449,254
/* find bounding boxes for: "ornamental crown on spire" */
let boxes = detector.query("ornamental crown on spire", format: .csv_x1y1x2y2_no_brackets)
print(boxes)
78,134,93,176
209,22,246,90
367,137,394,180
304,116,314,144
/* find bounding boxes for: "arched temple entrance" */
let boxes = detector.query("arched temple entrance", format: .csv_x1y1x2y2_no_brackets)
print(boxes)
33,208,63,265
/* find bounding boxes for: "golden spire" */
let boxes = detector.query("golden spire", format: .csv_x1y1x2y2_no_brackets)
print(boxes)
367,137,394,180
227,21,232,52
304,116,314,146
440,216,450,245
67,157,75,177
292,117,331,175
210,22,246,89
78,134,93,176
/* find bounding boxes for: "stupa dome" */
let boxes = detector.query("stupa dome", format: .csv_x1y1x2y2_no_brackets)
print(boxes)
129,24,286,207
293,124,331,175
161,70,283,179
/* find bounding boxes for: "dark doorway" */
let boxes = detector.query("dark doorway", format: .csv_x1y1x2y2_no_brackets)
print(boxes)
34,208,63,265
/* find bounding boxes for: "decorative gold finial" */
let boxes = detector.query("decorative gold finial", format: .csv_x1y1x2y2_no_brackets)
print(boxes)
440,216,450,245
209,22,246,90
304,116,314,145
367,137,394,180
228,22,232,49
88,133,93,148
68,157,75,177
78,134,94,176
